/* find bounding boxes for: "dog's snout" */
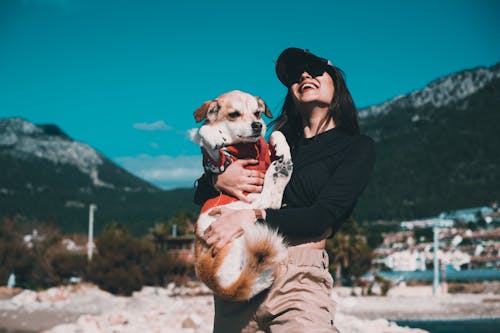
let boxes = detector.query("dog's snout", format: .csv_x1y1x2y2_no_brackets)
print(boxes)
252,122,263,132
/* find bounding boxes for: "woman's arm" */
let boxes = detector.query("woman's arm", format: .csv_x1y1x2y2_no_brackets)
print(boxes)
203,136,375,249
202,206,258,253
194,159,265,204
265,136,375,237
193,172,220,205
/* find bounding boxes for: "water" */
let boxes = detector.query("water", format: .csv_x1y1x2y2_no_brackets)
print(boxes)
395,318,500,333
377,268,500,282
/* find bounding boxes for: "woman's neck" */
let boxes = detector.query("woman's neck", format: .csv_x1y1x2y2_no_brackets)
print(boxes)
301,106,335,138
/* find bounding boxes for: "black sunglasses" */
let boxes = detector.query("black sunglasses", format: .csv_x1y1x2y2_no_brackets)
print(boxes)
284,62,328,87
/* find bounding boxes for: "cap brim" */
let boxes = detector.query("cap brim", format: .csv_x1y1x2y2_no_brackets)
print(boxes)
275,48,329,86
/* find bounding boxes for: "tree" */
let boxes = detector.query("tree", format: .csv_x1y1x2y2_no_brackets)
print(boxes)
0,217,34,288
87,222,153,295
326,218,373,286
165,210,197,236
149,222,169,251
0,216,66,289
148,210,197,251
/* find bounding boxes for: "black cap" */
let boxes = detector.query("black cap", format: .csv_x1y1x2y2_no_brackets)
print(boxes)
275,48,333,87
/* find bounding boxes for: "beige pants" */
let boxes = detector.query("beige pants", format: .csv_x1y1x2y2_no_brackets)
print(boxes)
213,247,339,333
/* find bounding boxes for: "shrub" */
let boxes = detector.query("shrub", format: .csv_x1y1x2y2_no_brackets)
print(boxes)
448,282,486,294
86,223,152,295
51,253,87,283
375,274,392,296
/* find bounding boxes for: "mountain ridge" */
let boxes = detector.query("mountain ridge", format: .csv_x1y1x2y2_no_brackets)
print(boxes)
1,61,499,232
0,118,196,235
0,117,159,191
358,62,500,119
356,62,500,220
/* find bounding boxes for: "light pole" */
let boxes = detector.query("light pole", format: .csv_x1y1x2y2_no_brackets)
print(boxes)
433,217,440,295
87,204,97,262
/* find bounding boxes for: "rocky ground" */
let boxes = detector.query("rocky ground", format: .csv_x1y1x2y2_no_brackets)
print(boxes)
336,285,500,320
1,283,499,333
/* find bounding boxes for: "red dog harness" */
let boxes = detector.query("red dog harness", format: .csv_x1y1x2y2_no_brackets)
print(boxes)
200,136,274,214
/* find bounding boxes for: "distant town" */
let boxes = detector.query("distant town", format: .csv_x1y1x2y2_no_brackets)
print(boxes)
374,204,499,272
153,203,500,276
7,202,500,296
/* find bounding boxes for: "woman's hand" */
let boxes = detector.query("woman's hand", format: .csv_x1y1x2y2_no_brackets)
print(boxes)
203,207,256,254
214,159,265,202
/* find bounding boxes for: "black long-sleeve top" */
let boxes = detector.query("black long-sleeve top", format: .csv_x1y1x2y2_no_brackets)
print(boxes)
194,127,375,239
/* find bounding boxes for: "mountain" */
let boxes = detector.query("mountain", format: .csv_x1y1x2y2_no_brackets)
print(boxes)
0,118,197,235
355,62,500,221
2,62,499,231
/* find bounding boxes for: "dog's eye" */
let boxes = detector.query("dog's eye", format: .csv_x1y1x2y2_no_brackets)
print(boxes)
254,111,261,119
228,111,241,119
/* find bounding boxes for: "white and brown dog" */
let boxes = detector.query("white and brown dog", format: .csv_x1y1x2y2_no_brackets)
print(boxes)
191,90,292,301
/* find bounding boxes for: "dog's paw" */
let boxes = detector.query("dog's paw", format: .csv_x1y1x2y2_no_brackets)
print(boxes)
270,131,291,162
252,153,293,209
269,131,292,180
271,157,293,180
199,126,228,150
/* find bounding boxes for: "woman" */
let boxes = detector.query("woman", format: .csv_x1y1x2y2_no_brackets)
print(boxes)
195,48,375,332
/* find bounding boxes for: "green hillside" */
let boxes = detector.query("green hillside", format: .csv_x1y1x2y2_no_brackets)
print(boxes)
2,65,499,234
355,76,500,221
0,118,198,235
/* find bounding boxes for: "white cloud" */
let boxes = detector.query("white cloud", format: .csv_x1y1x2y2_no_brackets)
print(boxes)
114,154,203,190
133,120,172,131
187,128,199,143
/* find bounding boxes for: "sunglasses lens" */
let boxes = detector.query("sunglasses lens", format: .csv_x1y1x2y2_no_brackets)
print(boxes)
307,63,327,77
287,62,327,86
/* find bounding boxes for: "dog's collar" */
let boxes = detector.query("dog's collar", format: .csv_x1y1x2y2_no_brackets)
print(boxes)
202,137,270,174
202,148,235,174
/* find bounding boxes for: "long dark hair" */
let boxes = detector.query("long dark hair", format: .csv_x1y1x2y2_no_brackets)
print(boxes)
270,65,359,148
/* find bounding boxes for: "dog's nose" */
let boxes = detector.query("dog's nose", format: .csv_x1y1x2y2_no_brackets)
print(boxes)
252,122,262,132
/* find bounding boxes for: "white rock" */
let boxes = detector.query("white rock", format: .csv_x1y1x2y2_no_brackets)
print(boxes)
24,284,429,333
11,290,37,307
182,313,203,329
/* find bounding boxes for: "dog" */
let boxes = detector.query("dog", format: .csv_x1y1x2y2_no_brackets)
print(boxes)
191,90,292,301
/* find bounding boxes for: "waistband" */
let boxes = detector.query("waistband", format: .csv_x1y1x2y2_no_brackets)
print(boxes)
286,246,329,269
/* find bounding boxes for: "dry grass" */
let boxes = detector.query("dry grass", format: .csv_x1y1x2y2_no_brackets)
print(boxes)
447,281,500,294
0,286,22,297
482,297,500,303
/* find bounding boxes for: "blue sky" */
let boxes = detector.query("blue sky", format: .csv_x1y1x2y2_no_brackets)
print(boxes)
1,0,499,189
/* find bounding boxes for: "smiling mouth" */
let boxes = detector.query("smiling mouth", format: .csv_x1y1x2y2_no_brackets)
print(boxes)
300,83,316,92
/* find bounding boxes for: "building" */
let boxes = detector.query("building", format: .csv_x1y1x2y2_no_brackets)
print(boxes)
380,250,427,271
165,235,195,264
375,247,472,272
441,206,495,223
400,218,454,230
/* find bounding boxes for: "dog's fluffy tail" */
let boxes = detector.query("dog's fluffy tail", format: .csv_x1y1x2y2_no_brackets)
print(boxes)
207,223,287,301
242,223,287,298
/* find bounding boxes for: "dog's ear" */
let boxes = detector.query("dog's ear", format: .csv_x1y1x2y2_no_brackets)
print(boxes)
256,97,272,118
194,100,220,123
